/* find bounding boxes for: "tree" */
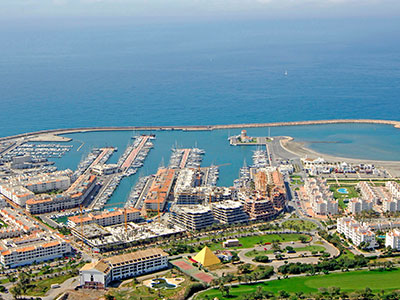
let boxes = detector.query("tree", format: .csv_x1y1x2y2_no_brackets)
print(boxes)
299,236,308,243
10,285,22,300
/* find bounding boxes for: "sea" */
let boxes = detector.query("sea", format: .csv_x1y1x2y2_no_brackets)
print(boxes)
1,17,400,207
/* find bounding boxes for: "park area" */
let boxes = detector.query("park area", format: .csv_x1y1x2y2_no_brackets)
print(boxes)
209,233,310,251
329,184,359,209
196,268,400,299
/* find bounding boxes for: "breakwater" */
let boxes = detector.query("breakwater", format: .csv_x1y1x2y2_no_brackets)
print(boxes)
1,119,399,142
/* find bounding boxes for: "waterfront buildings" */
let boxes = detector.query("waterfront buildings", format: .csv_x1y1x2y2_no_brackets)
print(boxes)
80,248,168,289
337,217,377,249
144,168,175,211
26,174,96,214
67,208,141,228
0,232,72,268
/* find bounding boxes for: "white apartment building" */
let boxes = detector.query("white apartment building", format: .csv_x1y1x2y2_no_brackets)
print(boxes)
212,200,248,224
68,208,140,228
0,232,72,268
0,207,40,239
385,229,400,250
386,181,400,199
304,178,338,215
349,198,373,214
0,185,34,206
337,217,377,249
80,248,168,289
357,181,382,204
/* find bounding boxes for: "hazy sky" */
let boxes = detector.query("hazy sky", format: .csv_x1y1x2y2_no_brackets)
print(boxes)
2,0,400,20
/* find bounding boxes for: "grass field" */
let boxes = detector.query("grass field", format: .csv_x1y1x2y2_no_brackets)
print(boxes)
196,269,400,299
329,184,359,209
209,233,309,251
245,245,325,257
281,220,317,231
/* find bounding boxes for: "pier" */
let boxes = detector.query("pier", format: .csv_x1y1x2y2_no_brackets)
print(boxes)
68,147,113,193
179,149,191,169
120,135,150,172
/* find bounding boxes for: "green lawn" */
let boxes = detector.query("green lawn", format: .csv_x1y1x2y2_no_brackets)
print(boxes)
329,184,359,209
281,220,317,231
196,269,400,299
209,234,309,251
245,245,325,257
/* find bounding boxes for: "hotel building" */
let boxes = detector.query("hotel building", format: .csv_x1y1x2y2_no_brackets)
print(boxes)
79,248,168,289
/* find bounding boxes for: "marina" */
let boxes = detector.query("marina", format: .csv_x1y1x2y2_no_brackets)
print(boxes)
1,143,73,161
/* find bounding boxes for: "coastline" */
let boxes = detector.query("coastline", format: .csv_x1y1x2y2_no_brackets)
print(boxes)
280,137,400,175
1,118,399,142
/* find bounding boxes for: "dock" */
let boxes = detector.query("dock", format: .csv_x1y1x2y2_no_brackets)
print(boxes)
121,135,150,171
179,149,191,169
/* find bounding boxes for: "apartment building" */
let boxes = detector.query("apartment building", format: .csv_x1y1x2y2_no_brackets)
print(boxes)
337,217,377,249
349,198,373,214
68,208,141,228
26,175,96,214
144,168,175,211
169,205,214,231
0,207,40,239
212,200,248,224
0,232,72,268
385,229,400,250
305,178,338,215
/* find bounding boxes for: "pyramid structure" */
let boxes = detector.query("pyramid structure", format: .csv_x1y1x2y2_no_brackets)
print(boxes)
192,246,221,267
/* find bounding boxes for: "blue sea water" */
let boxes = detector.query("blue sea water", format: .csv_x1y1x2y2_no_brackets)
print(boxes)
1,17,400,207
0,18,399,136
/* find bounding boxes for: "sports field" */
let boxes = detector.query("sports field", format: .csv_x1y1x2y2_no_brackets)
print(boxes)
196,269,400,299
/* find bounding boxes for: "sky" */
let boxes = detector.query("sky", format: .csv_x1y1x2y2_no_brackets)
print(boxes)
1,0,400,21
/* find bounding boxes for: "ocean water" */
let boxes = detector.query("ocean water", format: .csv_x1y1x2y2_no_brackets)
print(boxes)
0,18,400,137
51,123,400,207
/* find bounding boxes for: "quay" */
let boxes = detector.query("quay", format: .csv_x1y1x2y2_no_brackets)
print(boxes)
120,135,150,172
179,149,191,169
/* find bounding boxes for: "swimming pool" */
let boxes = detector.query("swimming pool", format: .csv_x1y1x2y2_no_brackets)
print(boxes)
337,188,349,194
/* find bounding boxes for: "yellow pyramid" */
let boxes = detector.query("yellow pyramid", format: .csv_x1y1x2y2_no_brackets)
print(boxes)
193,246,221,267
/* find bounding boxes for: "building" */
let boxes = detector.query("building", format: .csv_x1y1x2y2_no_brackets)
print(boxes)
169,205,214,231
0,185,34,206
386,181,400,199
144,168,175,211
91,164,119,176
241,193,279,221
26,175,96,214
0,232,72,268
357,181,382,204
349,198,373,214
337,217,377,249
212,200,248,224
385,229,400,250
192,246,220,267
0,207,40,239
223,239,240,248
304,178,338,215
79,248,168,289
68,208,141,228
